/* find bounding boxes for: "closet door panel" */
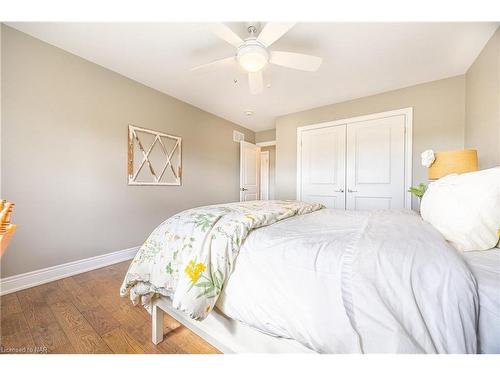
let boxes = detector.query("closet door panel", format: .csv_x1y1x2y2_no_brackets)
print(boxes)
300,126,346,209
346,115,405,210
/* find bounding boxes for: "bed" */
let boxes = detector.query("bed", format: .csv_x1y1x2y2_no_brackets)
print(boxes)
461,248,500,354
120,200,487,354
148,245,500,354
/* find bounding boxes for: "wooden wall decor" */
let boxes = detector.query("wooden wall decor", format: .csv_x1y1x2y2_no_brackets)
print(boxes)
128,125,182,186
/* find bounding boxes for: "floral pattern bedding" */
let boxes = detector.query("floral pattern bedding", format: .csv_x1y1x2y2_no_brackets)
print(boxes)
120,200,323,320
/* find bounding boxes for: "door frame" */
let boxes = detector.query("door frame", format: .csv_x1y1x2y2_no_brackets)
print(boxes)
296,107,413,209
260,150,270,200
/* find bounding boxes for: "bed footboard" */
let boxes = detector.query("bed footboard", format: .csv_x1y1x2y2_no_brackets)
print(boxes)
149,296,314,353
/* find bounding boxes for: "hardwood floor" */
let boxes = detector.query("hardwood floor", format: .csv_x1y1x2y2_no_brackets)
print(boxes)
0,261,220,354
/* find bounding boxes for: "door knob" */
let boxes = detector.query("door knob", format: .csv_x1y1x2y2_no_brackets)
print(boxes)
334,188,344,193
348,189,358,193
240,188,248,191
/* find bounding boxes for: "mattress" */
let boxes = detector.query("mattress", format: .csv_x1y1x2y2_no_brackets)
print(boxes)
461,248,500,354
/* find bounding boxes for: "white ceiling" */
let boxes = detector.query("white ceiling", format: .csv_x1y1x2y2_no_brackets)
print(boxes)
7,22,498,132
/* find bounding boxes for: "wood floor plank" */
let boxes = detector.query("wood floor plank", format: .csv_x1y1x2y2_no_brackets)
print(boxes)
22,300,73,353
36,281,73,305
1,261,221,354
71,271,95,286
112,261,131,275
49,301,112,354
16,286,45,312
57,277,100,312
110,300,146,328
91,289,123,314
165,325,219,354
0,311,36,353
1,311,30,337
102,327,145,354
81,304,121,335
0,293,22,317
109,302,184,354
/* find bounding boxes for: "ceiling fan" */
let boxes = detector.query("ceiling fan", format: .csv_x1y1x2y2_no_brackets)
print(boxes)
191,23,323,94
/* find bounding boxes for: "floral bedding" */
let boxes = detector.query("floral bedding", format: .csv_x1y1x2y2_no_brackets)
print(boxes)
120,200,323,320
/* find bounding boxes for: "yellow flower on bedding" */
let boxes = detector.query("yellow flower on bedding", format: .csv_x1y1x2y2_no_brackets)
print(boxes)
184,260,206,284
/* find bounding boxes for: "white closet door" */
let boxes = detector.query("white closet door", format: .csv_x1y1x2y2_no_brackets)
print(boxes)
346,115,405,210
300,126,346,209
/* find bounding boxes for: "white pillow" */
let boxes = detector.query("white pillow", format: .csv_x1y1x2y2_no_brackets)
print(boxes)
420,167,500,251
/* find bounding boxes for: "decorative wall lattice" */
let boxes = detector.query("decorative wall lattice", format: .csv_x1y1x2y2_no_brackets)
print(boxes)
128,125,182,186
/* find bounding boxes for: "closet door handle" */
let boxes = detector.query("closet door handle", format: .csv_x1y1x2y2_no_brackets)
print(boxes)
334,188,344,193
348,189,358,193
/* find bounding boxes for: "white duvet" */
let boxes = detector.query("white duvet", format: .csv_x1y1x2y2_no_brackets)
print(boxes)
217,208,479,353
462,249,500,353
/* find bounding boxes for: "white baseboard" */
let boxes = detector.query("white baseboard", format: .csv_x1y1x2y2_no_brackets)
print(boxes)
0,246,140,296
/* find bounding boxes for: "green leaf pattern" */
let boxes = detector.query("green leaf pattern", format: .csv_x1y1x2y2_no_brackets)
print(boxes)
120,200,323,319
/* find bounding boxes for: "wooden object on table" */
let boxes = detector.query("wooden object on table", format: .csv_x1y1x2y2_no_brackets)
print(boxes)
1,200,16,257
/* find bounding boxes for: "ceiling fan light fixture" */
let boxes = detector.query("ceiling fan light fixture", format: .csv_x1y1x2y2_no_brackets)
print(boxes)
193,23,322,95
237,42,269,73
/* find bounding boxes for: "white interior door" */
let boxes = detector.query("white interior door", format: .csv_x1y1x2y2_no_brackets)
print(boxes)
260,151,270,200
346,115,406,210
300,126,346,209
240,141,260,201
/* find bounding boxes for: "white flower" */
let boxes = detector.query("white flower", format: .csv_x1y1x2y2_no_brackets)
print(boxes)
421,149,435,168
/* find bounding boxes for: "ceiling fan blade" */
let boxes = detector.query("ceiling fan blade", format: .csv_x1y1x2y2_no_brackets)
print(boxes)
190,56,236,73
257,23,295,47
209,23,244,48
248,71,263,95
269,51,322,72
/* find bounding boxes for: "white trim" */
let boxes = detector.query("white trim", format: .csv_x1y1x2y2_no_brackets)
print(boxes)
256,140,276,147
260,150,270,200
153,296,314,353
0,246,139,295
297,107,413,209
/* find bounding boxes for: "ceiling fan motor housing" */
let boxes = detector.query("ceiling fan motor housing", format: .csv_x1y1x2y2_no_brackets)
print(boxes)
237,39,269,73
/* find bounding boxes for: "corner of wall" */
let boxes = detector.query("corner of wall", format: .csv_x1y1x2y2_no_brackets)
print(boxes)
255,128,276,143
464,26,500,168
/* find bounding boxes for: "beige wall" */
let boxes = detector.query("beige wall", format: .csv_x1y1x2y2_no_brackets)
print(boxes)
255,129,276,143
275,75,466,207
0,25,254,277
465,27,500,168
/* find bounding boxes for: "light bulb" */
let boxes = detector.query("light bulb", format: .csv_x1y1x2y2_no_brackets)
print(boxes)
237,42,269,73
